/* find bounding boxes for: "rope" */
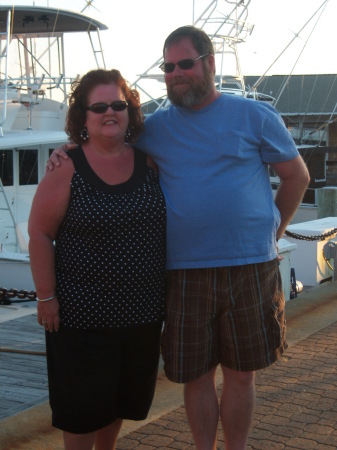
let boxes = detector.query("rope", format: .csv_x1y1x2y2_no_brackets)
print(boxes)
323,255,334,272
0,347,46,356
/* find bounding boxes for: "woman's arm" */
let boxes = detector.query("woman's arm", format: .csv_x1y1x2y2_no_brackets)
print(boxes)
28,159,74,331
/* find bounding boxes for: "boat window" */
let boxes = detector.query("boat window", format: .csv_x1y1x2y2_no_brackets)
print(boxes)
19,150,38,185
290,126,327,146
0,150,13,186
301,152,326,181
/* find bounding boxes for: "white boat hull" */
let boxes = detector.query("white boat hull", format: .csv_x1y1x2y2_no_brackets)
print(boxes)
0,252,35,292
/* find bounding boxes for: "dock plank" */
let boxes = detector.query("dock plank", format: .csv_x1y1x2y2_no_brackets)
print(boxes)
0,314,49,421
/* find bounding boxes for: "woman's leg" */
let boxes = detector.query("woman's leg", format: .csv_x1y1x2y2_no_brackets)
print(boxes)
63,419,123,450
95,419,123,450
63,431,96,450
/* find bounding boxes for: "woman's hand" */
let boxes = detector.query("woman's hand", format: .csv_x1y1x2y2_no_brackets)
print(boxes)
46,143,76,172
38,298,60,332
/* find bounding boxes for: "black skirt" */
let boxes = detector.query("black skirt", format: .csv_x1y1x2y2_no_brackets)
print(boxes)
45,322,162,434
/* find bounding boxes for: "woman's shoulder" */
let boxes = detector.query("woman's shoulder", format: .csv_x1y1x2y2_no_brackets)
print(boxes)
43,152,75,185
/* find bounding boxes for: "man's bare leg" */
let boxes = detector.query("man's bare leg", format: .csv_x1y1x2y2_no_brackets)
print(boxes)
220,366,255,450
184,366,219,450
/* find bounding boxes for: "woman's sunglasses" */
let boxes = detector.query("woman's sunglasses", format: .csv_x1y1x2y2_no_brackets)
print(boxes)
159,53,209,74
86,101,128,114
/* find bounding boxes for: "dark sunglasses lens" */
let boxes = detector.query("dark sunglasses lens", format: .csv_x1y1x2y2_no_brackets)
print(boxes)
161,59,195,73
112,101,128,111
178,59,194,70
90,103,108,113
88,101,127,113
163,63,175,73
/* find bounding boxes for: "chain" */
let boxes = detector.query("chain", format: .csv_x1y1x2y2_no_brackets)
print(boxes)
285,228,337,274
0,287,43,356
284,228,337,242
0,287,37,305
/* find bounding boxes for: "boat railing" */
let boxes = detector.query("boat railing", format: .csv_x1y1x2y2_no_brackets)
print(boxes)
88,27,106,70
0,75,78,107
0,75,78,91
0,9,11,137
0,5,108,135
0,178,18,252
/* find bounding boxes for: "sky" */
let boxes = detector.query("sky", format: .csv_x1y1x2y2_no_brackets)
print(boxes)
6,0,337,98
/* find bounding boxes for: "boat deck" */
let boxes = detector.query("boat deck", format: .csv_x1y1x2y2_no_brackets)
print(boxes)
0,303,48,421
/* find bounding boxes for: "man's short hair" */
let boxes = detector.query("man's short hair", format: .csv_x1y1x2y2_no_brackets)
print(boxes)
163,26,214,57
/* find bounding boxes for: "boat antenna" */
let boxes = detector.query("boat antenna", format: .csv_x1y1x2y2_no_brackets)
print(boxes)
273,1,328,108
249,0,330,95
81,0,100,13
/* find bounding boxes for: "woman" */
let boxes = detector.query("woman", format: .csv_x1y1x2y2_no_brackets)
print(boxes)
28,69,166,450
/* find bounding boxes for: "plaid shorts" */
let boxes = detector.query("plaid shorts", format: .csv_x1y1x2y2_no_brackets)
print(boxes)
161,260,287,383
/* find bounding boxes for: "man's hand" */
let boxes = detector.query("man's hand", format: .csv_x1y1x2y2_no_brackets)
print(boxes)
46,143,76,172
276,240,284,262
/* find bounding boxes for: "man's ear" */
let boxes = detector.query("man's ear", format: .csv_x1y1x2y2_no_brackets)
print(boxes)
207,53,216,75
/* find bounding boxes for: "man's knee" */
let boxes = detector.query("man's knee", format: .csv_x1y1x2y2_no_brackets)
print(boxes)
185,366,218,390
222,366,255,387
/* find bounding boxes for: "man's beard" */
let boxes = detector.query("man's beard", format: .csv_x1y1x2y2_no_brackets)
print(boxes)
166,68,214,108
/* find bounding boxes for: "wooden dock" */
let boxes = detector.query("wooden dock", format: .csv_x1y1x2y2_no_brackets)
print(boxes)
0,309,48,421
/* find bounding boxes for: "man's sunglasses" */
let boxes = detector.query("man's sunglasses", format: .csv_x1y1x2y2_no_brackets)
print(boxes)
159,53,209,74
86,101,128,114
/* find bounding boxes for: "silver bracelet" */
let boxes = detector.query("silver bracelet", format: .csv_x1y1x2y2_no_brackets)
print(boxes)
36,294,56,302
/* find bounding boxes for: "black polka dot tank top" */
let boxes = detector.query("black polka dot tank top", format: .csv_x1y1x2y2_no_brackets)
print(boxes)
55,146,166,330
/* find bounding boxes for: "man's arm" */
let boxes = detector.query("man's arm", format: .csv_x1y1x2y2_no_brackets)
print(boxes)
270,155,310,240
46,143,76,171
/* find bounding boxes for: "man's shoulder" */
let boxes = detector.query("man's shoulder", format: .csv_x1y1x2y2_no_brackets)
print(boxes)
145,106,171,121
222,93,276,112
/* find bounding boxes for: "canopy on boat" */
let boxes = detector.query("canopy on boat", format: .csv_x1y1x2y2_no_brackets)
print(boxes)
0,5,107,37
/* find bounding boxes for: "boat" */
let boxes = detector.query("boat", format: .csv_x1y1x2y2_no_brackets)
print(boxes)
244,0,337,223
0,4,107,298
1,0,258,298
0,0,335,301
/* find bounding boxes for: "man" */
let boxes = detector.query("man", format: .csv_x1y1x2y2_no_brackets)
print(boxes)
49,26,310,450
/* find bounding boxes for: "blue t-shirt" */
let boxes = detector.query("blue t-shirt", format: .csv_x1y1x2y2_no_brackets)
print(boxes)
137,94,299,269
